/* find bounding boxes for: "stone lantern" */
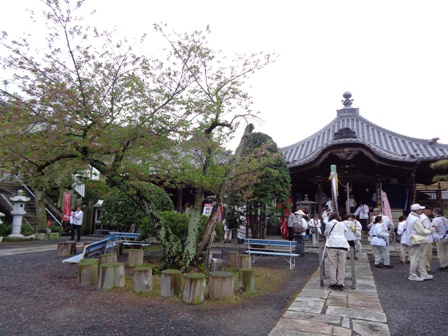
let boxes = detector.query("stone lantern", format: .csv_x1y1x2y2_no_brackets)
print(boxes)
8,190,30,238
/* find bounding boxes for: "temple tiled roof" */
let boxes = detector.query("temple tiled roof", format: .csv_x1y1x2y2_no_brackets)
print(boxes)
281,94,448,168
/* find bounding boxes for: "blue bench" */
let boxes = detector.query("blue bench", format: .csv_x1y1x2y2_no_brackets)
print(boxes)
244,239,299,270
107,232,151,249
62,236,120,264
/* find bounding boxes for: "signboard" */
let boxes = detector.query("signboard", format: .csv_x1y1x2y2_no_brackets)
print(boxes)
62,192,72,221
202,203,213,216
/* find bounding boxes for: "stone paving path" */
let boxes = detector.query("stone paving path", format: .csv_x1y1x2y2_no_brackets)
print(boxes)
269,250,390,336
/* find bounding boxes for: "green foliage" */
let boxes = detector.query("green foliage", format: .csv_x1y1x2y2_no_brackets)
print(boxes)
0,224,11,237
101,185,173,231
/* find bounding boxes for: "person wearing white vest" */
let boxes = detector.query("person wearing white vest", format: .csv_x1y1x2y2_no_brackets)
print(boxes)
370,216,393,268
396,215,409,263
324,213,350,291
432,207,448,270
354,201,369,232
420,207,435,274
404,204,435,281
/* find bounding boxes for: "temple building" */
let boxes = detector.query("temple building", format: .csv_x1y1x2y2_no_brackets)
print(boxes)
281,92,448,221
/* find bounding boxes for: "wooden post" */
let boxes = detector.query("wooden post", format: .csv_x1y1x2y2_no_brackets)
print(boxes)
160,269,182,297
182,273,206,305
238,269,254,293
99,253,117,265
116,240,124,256
127,249,144,267
98,262,125,290
133,266,153,293
57,241,77,256
208,271,234,299
228,251,240,268
238,254,251,269
350,248,356,289
78,258,99,286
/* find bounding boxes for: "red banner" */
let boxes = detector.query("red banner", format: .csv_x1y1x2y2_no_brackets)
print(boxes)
63,192,72,221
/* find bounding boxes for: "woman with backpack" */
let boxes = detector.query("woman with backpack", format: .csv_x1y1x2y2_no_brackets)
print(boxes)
293,210,308,256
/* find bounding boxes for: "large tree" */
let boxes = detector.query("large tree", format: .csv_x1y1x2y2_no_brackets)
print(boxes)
0,0,274,269
225,132,291,239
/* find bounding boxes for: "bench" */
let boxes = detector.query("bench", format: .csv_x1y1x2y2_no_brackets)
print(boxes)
107,232,152,255
244,239,298,270
62,236,119,264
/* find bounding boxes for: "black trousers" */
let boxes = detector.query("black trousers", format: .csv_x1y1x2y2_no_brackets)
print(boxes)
71,225,81,241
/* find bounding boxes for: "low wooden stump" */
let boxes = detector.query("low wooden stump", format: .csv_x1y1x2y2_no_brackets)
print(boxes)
116,241,124,256
133,266,152,293
127,249,144,267
239,254,251,269
99,253,117,265
209,271,234,299
57,241,77,256
98,262,125,290
238,268,255,293
182,273,206,305
160,269,182,297
78,258,99,286
228,251,240,268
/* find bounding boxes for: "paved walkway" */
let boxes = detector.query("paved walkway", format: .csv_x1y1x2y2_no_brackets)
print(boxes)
269,248,390,336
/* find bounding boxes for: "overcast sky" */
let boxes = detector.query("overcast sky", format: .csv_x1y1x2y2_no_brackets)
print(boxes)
2,0,448,151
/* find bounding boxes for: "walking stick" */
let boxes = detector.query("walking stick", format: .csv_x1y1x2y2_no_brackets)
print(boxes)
389,234,406,265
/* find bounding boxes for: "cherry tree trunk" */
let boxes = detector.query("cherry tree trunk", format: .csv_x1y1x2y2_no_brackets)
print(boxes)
239,254,251,269
208,271,234,299
99,253,117,265
127,249,143,267
133,266,152,293
78,258,99,286
182,273,206,305
98,262,125,289
228,251,240,268
160,269,182,297
57,242,76,256
238,268,255,293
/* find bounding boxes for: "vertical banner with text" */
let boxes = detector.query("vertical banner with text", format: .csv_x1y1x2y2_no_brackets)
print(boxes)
63,192,72,221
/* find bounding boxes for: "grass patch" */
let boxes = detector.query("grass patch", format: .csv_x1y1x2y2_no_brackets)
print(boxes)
107,264,293,307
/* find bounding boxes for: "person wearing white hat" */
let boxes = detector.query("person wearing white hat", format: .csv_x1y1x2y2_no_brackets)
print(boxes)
404,204,435,281
293,210,308,256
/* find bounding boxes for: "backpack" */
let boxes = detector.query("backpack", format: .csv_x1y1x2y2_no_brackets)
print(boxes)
293,218,305,235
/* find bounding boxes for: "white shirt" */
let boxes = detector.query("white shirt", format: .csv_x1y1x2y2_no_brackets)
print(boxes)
354,204,369,219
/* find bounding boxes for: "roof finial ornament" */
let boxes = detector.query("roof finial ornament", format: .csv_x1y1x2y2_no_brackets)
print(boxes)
342,91,353,108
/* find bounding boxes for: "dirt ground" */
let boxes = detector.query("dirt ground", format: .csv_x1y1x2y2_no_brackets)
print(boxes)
0,242,319,336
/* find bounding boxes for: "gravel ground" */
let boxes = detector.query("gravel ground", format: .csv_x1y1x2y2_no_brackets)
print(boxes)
0,241,319,336
370,253,448,336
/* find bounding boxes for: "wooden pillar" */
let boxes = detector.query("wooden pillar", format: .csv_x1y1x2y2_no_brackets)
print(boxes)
160,269,182,297
99,253,117,265
127,249,144,267
375,177,382,211
209,271,234,299
227,251,240,268
182,273,206,305
57,241,77,256
98,262,125,290
238,269,254,293
133,266,152,293
78,258,99,286
238,254,251,269
316,177,323,221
